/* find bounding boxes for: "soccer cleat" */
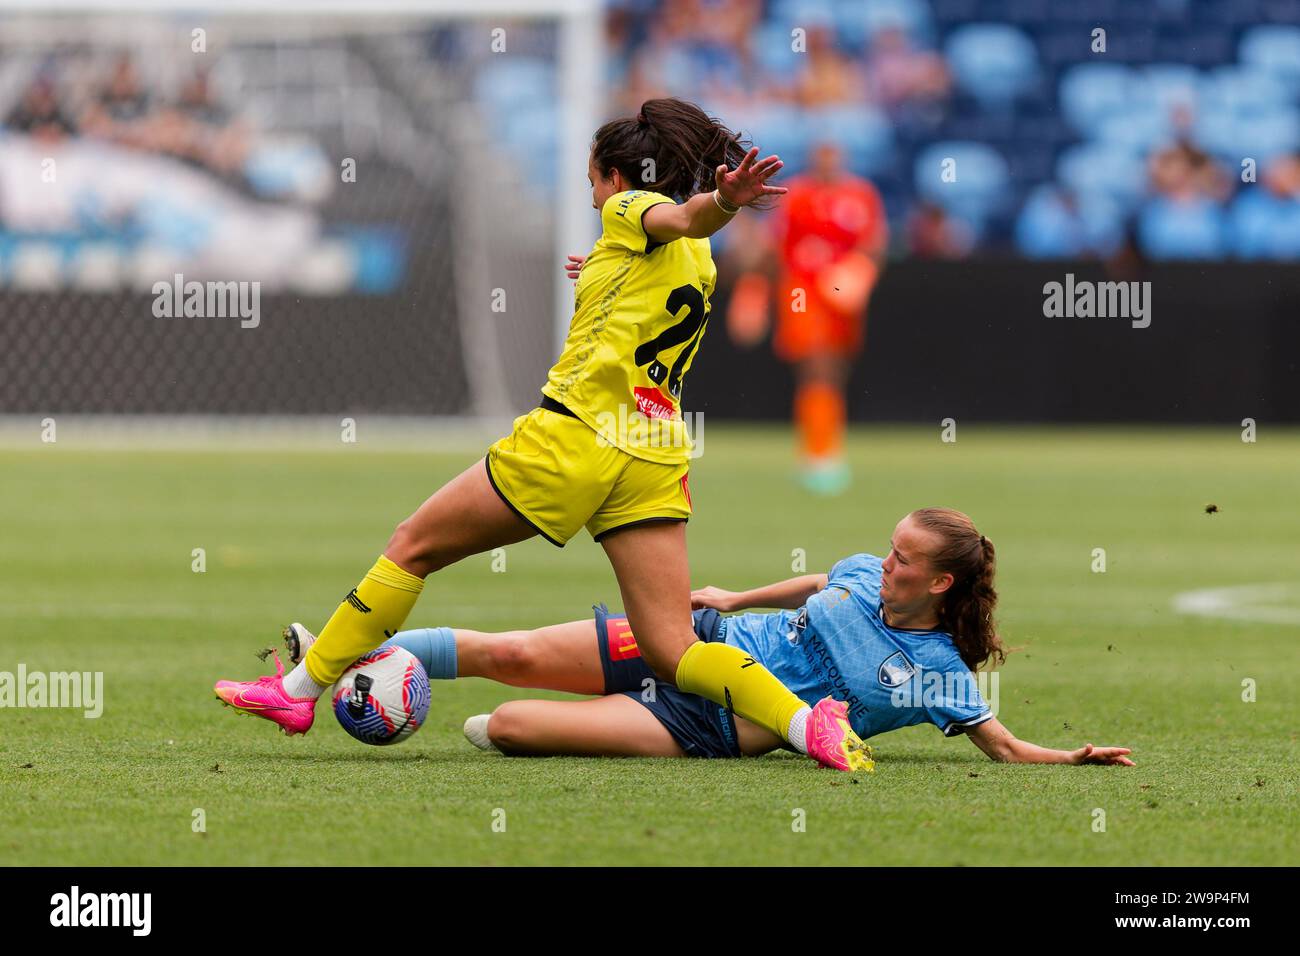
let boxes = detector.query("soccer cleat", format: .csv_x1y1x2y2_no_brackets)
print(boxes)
283,622,317,666
214,651,316,736
805,696,874,772
463,714,498,752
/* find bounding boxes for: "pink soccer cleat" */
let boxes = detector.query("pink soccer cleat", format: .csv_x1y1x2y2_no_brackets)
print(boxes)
214,651,316,736
805,696,875,772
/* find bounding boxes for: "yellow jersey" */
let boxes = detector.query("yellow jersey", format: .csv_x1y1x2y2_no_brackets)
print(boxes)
542,189,717,465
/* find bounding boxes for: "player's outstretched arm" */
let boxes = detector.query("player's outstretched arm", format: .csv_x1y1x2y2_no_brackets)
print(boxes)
967,717,1135,766
643,147,787,242
691,573,828,612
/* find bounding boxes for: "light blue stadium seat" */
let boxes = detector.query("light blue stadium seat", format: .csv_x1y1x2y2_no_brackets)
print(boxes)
1015,185,1124,258
1056,143,1147,211
1203,66,1289,117
1229,189,1300,259
1138,197,1225,259
499,106,558,189
944,23,1039,106
1197,106,1300,164
1094,101,1175,152
746,104,809,173
1142,64,1202,115
914,140,1009,229
1239,24,1300,91
1059,62,1136,135
808,105,894,176
473,57,555,113
752,21,803,79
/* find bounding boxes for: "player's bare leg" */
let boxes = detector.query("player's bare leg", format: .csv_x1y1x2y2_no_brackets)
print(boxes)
600,519,872,771
454,620,606,694
215,459,536,735
474,694,785,758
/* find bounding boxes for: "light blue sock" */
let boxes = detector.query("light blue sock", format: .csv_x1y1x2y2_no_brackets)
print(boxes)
382,627,457,679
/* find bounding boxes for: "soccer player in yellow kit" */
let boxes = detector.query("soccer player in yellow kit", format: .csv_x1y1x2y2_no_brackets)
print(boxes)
214,98,872,771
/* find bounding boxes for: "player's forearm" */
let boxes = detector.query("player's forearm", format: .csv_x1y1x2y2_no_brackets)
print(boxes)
732,574,828,611
994,738,1072,764
684,190,740,239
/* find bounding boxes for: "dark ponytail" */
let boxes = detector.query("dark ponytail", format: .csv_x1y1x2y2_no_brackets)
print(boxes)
910,508,1005,672
591,97,777,209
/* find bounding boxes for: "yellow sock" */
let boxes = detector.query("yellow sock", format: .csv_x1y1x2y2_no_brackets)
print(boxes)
303,555,424,686
674,641,807,745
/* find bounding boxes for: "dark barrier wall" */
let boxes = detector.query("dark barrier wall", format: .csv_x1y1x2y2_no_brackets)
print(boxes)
689,261,1300,424
2,261,1296,422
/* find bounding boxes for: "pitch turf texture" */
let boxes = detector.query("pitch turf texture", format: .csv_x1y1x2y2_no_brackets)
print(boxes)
1,425,1296,866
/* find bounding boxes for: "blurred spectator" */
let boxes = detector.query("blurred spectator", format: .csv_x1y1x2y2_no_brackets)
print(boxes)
1229,153,1300,259
153,67,251,175
4,76,76,142
1139,137,1229,258
1015,186,1123,258
866,26,951,120
789,24,866,108
907,200,974,258
80,54,162,151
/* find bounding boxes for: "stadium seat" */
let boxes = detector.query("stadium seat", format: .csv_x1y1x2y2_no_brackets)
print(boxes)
1203,66,1289,117
1056,143,1147,211
1197,106,1300,164
1142,63,1202,115
944,24,1039,107
913,140,1010,229
1014,184,1124,258
1229,188,1300,259
1239,24,1300,90
1058,62,1136,135
473,57,555,113
1137,197,1226,259
810,105,895,176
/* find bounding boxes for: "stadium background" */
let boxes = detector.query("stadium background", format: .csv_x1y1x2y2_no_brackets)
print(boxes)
3,0,1297,424
1,0,1298,869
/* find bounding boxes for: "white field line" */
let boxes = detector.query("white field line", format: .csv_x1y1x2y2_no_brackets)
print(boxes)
1172,583,1300,625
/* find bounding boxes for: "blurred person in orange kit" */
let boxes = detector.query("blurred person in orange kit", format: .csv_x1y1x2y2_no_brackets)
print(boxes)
726,140,887,495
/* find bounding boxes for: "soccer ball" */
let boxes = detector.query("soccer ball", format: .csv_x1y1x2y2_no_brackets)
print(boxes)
332,645,431,745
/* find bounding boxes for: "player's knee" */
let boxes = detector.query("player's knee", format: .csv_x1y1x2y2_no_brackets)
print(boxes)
488,633,537,683
640,637,690,684
486,703,530,753
385,518,448,574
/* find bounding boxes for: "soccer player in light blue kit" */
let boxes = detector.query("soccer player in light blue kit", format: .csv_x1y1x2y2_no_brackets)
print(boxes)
284,508,1134,765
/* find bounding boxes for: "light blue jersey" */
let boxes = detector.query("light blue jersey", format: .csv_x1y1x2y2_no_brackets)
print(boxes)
723,554,993,740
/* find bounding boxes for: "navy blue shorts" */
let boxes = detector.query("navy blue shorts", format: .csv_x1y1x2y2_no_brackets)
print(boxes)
593,603,741,758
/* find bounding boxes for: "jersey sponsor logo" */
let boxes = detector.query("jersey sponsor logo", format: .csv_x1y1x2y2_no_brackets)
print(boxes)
785,607,808,645
634,385,675,420
606,617,641,661
878,650,917,688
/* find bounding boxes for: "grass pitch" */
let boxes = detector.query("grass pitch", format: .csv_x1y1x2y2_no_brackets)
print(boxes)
1,424,1297,866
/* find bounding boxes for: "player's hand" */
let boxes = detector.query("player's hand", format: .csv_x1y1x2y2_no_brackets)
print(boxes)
564,253,587,279
1069,743,1135,766
716,147,788,209
691,586,740,612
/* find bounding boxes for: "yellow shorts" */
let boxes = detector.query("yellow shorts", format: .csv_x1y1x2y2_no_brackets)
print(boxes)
485,406,692,547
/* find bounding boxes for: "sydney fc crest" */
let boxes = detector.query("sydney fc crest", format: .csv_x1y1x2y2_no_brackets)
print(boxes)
878,651,916,688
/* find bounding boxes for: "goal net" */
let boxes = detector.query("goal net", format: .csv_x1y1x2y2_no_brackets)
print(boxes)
0,0,601,423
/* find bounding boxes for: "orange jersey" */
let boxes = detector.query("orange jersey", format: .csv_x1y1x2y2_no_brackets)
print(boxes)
772,176,886,360
773,175,887,280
